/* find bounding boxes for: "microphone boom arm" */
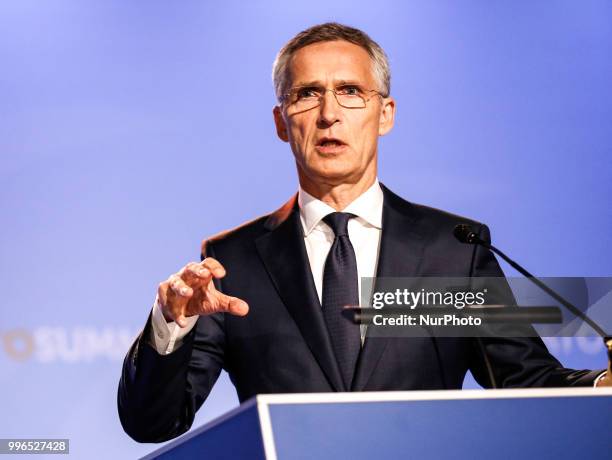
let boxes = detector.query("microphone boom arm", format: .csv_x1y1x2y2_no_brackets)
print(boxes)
454,224,612,354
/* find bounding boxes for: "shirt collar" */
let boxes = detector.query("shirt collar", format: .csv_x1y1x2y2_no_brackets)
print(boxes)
298,179,384,236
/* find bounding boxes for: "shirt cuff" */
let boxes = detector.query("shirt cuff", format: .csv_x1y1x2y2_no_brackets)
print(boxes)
150,295,199,355
593,371,607,387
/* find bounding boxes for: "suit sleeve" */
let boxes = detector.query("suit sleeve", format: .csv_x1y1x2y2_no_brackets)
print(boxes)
467,224,603,388
117,241,227,443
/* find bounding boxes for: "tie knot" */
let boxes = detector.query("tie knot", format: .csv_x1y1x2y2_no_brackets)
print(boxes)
323,212,355,237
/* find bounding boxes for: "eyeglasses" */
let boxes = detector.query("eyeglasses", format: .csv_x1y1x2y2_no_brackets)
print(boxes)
281,84,383,114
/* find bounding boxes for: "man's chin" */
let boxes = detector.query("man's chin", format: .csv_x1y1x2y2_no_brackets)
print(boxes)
297,157,373,188
306,168,364,187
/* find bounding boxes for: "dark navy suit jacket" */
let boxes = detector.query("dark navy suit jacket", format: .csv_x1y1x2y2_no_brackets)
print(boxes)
118,185,600,442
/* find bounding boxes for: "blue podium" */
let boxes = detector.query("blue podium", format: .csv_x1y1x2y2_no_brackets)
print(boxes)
142,388,612,459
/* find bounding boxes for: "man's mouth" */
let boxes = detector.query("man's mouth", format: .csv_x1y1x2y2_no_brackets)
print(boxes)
315,137,347,153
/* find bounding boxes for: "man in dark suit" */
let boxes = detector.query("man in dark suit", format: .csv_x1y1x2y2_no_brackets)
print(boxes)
118,22,610,443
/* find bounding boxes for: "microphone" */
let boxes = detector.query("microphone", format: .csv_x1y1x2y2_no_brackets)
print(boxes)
453,224,485,245
453,224,612,352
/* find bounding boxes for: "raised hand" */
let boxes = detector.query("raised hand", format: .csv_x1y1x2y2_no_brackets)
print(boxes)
157,257,249,327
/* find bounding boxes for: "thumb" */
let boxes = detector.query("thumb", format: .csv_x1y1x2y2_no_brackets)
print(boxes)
216,292,249,316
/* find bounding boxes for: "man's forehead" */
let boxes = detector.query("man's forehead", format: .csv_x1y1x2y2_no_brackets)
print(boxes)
287,40,375,86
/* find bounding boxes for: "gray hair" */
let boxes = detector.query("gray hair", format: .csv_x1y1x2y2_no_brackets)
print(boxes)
272,22,391,102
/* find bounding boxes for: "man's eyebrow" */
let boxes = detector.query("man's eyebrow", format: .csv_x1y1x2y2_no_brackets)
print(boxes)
334,79,363,86
291,80,323,88
291,79,364,88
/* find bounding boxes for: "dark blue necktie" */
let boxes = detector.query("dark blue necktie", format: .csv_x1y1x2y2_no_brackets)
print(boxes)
322,212,361,390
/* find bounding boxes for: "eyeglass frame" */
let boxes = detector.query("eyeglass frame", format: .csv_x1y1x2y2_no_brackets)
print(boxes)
279,84,385,111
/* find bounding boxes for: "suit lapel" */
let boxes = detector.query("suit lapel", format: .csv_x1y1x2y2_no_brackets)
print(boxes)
352,185,429,391
255,195,345,392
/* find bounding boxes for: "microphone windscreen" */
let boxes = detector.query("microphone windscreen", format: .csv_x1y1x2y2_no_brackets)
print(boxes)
453,224,476,244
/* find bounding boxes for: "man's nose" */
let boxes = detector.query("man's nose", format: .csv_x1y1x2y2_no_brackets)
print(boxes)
317,90,341,126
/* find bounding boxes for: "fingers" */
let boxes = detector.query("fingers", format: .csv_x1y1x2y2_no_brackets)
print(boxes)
180,262,212,289
158,258,248,326
174,313,189,329
179,258,226,287
169,274,194,297
201,257,226,278
160,274,194,327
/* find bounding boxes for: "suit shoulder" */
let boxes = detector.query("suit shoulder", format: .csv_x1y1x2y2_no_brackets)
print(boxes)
200,214,268,257
383,185,488,233
200,194,297,257
412,202,493,242
412,202,485,229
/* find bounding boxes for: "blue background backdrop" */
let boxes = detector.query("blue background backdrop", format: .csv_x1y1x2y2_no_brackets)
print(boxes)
1,1,611,458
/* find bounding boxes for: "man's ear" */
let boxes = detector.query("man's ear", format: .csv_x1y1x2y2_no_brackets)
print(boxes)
378,96,396,136
273,106,289,142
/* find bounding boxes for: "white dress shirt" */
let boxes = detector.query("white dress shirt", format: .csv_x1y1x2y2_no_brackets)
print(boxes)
299,180,383,342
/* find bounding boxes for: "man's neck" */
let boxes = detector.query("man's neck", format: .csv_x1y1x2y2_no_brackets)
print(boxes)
298,171,377,211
